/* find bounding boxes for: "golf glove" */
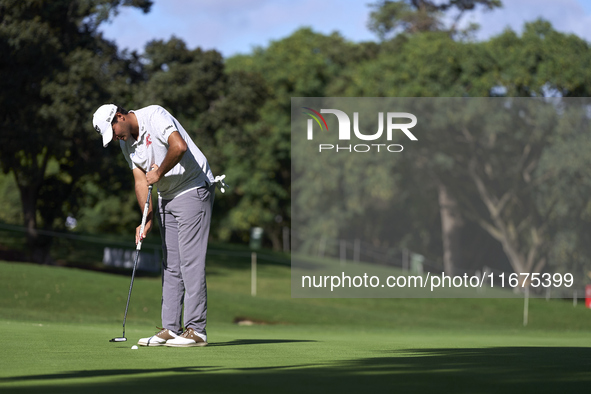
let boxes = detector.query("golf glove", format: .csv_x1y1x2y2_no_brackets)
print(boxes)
214,174,229,193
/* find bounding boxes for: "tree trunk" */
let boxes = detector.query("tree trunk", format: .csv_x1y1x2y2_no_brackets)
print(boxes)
438,182,464,275
18,183,53,265
466,160,546,278
268,227,282,251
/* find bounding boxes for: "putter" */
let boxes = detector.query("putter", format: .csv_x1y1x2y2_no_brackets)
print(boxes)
110,184,153,343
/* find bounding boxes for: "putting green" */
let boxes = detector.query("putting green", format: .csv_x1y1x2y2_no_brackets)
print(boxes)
1,320,591,393
2,256,591,393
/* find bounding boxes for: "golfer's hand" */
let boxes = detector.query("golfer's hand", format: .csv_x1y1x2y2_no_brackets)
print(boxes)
135,220,152,245
146,164,161,185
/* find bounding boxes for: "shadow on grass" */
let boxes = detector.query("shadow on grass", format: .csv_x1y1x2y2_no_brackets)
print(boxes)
3,346,591,393
208,339,316,347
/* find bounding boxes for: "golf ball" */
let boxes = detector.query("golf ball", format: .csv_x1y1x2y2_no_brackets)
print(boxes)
131,345,138,350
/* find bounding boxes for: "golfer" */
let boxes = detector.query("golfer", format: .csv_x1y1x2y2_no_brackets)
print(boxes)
93,104,215,347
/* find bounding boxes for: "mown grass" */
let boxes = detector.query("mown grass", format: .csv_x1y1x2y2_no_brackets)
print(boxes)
1,246,591,393
2,247,591,331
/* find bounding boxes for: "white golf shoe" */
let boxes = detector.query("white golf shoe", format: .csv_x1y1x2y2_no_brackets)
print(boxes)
164,327,208,347
138,328,178,346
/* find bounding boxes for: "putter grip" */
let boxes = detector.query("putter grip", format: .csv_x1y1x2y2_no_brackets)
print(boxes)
137,184,153,250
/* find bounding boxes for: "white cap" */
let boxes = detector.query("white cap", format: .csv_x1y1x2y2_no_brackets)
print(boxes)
92,104,117,147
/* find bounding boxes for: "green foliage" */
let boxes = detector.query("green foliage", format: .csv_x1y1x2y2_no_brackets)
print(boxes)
225,28,377,247
74,175,140,235
486,20,591,97
138,38,226,121
294,21,591,276
0,0,151,262
332,31,492,97
368,0,443,37
367,0,502,39
536,105,591,279
0,172,22,224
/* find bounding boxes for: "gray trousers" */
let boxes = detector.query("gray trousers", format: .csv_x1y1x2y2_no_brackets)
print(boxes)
158,185,214,336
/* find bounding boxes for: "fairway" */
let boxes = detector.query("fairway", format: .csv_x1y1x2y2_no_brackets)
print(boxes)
2,254,591,393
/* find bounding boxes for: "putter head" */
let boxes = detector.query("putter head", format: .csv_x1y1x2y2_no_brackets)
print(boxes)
110,337,127,342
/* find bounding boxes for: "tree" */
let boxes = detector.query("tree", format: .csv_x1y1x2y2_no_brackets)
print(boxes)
328,20,591,280
476,22,591,281
537,105,591,282
367,0,502,39
225,28,377,249
328,31,492,272
362,1,502,272
0,0,152,263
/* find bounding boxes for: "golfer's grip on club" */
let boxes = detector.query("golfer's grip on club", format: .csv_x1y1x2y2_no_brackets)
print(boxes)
136,184,153,250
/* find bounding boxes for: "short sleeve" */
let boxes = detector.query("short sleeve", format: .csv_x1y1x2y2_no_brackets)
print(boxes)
151,107,178,143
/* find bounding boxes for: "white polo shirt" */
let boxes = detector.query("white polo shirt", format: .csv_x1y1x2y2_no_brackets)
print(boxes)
120,105,215,200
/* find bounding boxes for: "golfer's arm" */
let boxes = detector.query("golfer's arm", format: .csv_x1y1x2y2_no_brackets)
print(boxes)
156,131,187,179
133,167,153,221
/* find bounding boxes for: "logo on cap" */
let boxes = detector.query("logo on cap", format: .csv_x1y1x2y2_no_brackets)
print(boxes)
95,125,101,135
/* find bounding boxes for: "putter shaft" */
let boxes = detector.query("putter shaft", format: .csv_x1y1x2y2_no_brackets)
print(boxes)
114,184,153,341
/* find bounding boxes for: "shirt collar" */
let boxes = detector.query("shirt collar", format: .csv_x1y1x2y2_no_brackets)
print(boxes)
129,110,147,147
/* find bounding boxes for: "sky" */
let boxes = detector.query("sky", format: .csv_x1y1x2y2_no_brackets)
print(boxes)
100,0,591,58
